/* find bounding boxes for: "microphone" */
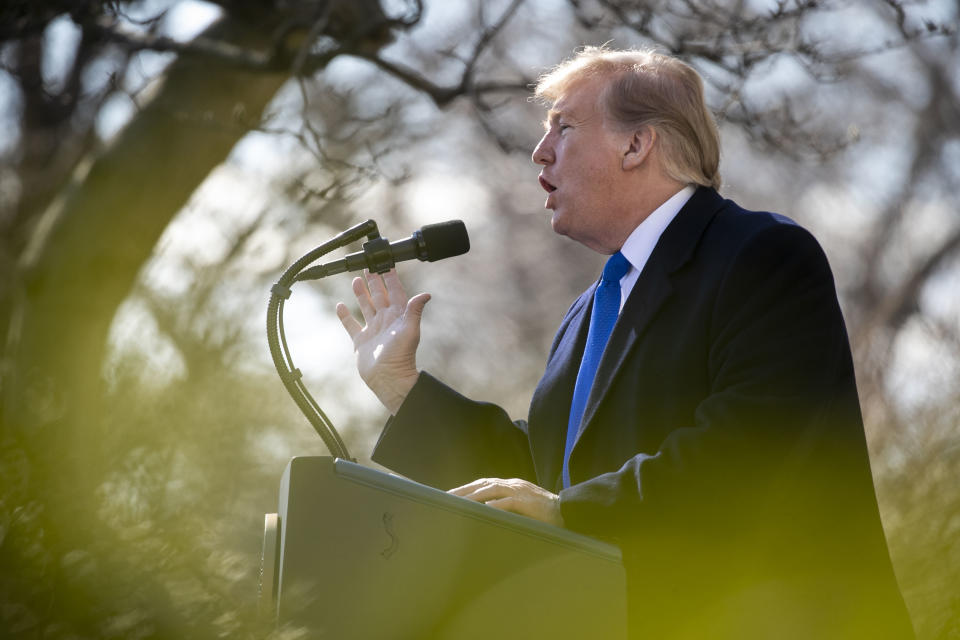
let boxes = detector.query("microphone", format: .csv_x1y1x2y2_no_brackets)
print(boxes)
295,220,470,281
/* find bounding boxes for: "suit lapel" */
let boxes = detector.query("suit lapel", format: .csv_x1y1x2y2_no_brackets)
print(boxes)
579,260,673,432
528,287,594,488
572,187,726,454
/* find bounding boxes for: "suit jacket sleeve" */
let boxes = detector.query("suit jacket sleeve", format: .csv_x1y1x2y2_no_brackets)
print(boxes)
371,372,537,490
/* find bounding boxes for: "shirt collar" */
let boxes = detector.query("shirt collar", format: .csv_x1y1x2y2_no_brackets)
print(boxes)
619,185,696,275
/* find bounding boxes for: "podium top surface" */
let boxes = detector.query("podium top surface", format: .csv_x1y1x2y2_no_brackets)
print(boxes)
285,456,622,563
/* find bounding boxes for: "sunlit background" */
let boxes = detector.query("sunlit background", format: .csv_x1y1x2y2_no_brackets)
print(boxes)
1,0,958,637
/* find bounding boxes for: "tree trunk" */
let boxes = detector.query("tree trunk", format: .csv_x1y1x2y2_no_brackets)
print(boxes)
0,13,291,634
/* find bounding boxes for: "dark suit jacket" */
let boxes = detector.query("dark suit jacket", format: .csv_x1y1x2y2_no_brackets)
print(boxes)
372,187,915,639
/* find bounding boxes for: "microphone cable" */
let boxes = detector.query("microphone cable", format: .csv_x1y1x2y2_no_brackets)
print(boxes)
266,220,380,461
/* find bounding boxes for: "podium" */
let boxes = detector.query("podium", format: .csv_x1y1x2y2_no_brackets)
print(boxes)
260,456,627,639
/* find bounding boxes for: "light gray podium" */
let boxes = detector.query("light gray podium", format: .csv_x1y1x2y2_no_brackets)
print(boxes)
260,456,627,639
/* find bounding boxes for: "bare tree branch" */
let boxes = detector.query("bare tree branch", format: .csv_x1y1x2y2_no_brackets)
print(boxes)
875,227,960,337
87,15,279,70
355,0,528,106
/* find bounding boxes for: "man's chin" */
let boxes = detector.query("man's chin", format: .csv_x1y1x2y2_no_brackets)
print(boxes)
550,212,567,236
550,216,607,252
551,216,582,246
549,212,568,237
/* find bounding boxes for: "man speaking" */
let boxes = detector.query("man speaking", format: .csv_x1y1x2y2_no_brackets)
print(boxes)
335,47,914,639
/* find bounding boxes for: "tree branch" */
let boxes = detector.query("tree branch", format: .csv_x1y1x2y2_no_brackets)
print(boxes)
87,16,279,70
353,0,528,106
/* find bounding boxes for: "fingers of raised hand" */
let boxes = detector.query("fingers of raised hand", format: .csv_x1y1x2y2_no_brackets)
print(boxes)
406,292,431,320
382,269,409,304
352,276,376,323
365,270,390,309
336,302,362,340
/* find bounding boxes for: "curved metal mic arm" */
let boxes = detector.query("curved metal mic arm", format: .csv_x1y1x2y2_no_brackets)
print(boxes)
266,220,380,461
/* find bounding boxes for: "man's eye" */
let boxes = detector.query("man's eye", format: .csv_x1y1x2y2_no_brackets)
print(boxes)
559,123,571,132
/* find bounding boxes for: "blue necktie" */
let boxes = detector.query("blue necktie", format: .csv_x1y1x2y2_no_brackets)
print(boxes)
562,251,631,488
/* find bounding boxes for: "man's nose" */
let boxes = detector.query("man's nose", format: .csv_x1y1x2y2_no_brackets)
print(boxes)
532,134,553,165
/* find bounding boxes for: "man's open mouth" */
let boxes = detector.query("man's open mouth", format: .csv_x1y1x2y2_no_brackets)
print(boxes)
539,175,557,193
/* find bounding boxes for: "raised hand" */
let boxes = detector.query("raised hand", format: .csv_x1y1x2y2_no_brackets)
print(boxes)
336,269,430,414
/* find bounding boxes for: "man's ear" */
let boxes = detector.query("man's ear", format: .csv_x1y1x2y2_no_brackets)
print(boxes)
622,126,656,171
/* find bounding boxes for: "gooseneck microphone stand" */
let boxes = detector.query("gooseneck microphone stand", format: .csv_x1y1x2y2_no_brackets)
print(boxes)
266,219,382,462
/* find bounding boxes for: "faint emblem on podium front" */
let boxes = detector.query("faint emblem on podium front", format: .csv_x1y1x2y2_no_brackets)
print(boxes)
380,512,399,559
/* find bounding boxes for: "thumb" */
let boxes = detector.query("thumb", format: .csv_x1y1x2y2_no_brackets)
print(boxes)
405,292,431,320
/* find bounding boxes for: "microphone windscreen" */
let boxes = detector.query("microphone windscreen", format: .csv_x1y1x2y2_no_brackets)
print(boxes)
420,220,470,261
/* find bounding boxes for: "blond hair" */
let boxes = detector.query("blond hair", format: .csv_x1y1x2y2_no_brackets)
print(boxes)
535,46,721,190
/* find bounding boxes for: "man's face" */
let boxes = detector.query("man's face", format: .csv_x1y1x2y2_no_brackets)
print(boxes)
532,77,634,254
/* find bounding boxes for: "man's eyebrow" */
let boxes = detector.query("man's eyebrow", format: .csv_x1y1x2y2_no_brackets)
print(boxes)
543,109,563,129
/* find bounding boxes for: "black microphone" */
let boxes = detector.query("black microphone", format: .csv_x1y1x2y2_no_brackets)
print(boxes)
295,220,470,281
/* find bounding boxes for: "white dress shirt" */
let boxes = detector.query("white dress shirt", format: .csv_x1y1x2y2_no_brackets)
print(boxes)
617,185,696,312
